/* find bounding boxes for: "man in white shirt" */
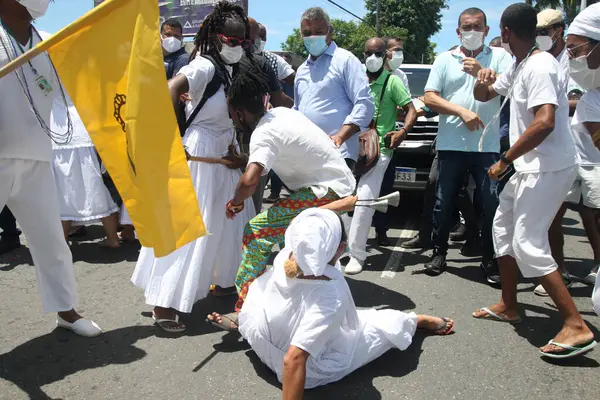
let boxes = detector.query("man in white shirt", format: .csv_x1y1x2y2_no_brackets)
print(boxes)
254,21,295,87
384,36,410,95
565,2,600,317
0,0,100,337
207,63,356,330
472,2,595,359
534,9,600,295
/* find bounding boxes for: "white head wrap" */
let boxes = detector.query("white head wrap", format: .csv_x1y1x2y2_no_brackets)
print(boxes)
284,209,342,277
568,3,600,41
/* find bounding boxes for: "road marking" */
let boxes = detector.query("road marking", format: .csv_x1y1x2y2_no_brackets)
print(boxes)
380,225,418,280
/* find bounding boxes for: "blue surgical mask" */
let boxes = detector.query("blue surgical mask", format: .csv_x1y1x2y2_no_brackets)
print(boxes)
303,35,328,57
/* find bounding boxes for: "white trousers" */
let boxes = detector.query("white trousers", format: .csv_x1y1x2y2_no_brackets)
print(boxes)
493,166,577,278
593,271,600,316
345,153,392,261
0,159,77,312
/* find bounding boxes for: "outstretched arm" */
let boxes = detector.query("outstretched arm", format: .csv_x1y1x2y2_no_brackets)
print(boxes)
282,345,310,400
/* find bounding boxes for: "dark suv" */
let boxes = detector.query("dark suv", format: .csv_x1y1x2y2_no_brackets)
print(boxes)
393,64,438,191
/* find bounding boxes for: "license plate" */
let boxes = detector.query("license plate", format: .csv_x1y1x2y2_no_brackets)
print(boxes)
395,167,416,183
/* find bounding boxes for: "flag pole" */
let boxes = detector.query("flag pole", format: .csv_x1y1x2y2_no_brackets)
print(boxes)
0,0,125,80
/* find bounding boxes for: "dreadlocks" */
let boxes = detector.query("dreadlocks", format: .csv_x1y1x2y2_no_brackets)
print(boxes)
227,58,270,115
190,1,250,85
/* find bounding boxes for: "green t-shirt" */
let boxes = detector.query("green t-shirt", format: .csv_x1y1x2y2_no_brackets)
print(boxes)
369,69,411,155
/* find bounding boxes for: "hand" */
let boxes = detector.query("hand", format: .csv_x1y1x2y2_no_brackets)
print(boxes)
386,129,407,149
488,160,508,181
459,109,485,132
330,134,344,148
221,154,248,170
477,68,497,86
180,93,192,102
225,200,245,219
461,57,482,78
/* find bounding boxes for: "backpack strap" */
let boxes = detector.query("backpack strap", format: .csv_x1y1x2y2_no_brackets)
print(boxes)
183,55,226,133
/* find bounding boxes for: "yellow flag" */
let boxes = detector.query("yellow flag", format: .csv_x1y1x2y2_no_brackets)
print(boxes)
36,0,205,256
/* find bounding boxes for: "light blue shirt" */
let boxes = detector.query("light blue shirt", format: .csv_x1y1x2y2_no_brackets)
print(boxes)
425,46,512,153
294,42,375,161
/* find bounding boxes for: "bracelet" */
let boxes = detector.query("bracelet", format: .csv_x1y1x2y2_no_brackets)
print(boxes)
226,200,245,214
500,151,512,165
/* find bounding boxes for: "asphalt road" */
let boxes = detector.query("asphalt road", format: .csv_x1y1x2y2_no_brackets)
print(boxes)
1,192,599,400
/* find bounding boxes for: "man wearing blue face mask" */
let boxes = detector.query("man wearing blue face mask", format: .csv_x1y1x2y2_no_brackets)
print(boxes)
423,7,512,282
294,7,374,171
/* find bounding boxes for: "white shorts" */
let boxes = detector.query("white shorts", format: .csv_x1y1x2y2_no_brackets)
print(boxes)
493,166,577,278
565,165,600,209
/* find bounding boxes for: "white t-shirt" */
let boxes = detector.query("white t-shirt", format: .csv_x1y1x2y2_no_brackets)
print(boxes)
177,57,234,133
248,107,355,198
265,51,294,81
392,68,411,97
493,52,576,173
571,89,600,165
0,28,58,162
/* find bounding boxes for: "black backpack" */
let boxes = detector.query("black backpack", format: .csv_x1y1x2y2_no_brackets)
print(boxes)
177,55,227,137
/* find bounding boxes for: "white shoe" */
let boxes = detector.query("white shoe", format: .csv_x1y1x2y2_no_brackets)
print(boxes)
345,257,364,275
57,315,102,337
534,273,573,297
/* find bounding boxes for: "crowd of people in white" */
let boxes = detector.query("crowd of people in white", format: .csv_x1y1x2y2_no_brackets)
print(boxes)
1,0,600,396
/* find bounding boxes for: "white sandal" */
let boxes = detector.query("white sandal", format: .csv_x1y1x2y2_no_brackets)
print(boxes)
152,314,186,333
57,316,102,337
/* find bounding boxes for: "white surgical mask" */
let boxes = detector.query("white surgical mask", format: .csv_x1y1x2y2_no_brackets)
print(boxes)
162,36,182,53
501,40,513,56
388,50,404,70
536,35,554,52
17,0,50,19
569,45,600,90
460,30,485,51
365,54,384,73
220,44,243,65
252,39,265,55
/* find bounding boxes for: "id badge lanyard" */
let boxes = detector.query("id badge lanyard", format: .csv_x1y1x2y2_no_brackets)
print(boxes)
2,23,54,97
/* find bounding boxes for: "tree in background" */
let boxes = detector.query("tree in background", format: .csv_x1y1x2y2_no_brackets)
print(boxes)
282,0,446,64
364,0,447,64
525,0,599,23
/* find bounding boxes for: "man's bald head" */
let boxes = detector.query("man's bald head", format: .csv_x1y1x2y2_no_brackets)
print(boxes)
365,37,386,53
248,17,260,40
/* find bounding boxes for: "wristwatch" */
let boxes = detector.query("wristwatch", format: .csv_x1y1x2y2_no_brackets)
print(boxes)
500,151,512,165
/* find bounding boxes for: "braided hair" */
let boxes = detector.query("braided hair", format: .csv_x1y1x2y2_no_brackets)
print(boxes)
190,1,250,86
227,58,270,115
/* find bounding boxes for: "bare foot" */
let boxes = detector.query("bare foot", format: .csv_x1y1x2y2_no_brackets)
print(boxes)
472,303,520,322
207,312,238,330
98,238,121,248
58,309,83,324
539,324,595,355
417,315,455,335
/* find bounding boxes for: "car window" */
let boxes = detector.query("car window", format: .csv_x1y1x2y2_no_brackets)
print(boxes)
400,68,431,98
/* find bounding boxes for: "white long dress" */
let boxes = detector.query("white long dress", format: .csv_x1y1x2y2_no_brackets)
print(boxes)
239,249,418,389
131,57,255,313
50,95,119,222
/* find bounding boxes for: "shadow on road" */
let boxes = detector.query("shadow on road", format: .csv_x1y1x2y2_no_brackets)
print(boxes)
245,334,426,400
0,325,155,399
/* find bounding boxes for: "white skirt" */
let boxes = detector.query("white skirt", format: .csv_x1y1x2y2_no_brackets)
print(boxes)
51,146,119,222
131,126,255,313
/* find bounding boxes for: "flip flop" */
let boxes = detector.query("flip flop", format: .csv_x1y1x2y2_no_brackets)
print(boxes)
419,317,455,335
540,340,597,359
473,307,522,324
152,315,186,333
206,312,239,331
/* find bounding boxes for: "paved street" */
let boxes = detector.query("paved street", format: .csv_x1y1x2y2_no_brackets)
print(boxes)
1,193,599,400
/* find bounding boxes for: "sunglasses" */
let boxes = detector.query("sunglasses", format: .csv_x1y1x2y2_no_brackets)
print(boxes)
364,50,386,59
218,34,251,49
